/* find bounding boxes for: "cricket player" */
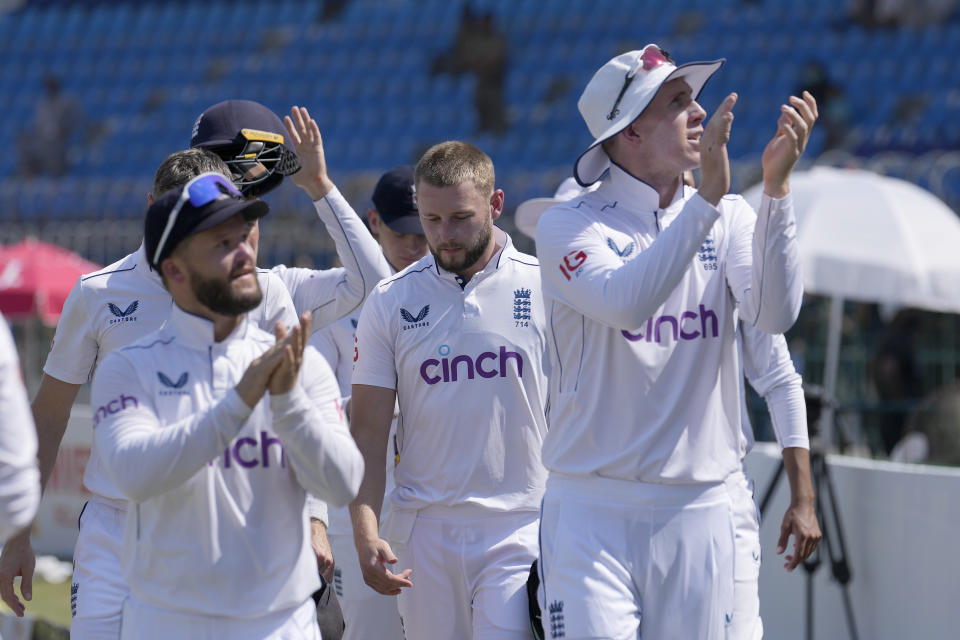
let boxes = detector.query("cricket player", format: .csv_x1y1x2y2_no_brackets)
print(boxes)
311,165,427,640
516,175,821,639
0,105,388,636
92,174,362,639
0,313,40,544
350,141,549,639
534,44,816,639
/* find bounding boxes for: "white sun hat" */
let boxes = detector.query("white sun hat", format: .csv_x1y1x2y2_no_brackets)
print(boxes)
574,44,724,186
515,177,601,239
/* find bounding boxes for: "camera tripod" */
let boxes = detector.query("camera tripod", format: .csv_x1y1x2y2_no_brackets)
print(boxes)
758,439,859,640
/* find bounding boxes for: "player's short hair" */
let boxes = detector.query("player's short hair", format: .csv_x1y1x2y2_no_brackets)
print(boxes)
415,141,495,197
153,149,232,197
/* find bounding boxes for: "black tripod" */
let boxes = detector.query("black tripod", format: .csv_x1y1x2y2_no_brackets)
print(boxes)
758,390,859,640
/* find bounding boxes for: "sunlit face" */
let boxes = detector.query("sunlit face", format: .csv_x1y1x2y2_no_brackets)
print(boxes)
166,214,262,315
627,77,708,174
367,210,428,272
415,181,503,278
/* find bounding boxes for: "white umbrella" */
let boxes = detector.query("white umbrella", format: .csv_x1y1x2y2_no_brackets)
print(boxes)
743,166,960,446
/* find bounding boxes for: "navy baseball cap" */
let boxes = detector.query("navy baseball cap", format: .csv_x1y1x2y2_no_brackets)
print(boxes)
372,166,422,235
189,100,300,197
144,172,269,271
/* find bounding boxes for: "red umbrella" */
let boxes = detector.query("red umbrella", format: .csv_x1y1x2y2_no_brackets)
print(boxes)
0,238,101,325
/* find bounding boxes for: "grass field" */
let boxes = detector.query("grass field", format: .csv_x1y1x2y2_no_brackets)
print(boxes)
0,577,71,629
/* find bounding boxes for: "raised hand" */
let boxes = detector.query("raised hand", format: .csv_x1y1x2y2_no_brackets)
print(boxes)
698,93,737,206
268,311,312,396
235,339,287,408
283,106,335,201
762,91,818,198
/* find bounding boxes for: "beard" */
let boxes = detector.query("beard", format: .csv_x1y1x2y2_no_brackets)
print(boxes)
189,268,263,316
430,216,493,274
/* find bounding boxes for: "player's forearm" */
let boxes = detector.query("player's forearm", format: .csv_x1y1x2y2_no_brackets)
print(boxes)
310,190,391,321
31,376,81,492
270,386,363,508
781,446,815,507
97,390,251,502
0,464,40,542
348,389,394,544
764,380,810,450
540,194,718,329
738,194,802,333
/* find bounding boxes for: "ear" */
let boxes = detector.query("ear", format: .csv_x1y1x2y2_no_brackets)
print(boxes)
489,189,504,222
147,192,154,206
160,256,188,285
620,122,643,146
366,208,381,235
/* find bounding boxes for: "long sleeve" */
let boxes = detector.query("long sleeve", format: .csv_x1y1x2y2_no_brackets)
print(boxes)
92,353,253,503
0,316,40,542
725,193,803,334
274,187,391,329
740,323,809,450
269,346,363,508
536,193,719,329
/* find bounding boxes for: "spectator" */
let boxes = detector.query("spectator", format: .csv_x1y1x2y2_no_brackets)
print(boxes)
869,309,923,454
18,75,81,177
431,7,508,134
795,62,851,151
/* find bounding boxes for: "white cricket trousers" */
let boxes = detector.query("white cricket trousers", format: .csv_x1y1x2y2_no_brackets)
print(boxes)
119,595,320,639
725,468,764,640
386,504,539,640
71,498,128,639
328,531,404,640
538,473,736,640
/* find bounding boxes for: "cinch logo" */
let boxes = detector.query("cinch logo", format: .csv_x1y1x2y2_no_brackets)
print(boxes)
400,305,430,330
93,394,139,426
621,305,719,344
209,430,286,469
419,344,523,384
606,237,635,258
158,371,189,396
107,300,139,325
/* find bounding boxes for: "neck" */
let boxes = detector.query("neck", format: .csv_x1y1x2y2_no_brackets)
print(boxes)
611,155,683,208
177,297,242,342
457,236,501,284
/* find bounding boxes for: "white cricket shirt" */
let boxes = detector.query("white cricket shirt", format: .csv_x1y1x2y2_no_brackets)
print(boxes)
45,244,298,501
738,323,809,458
0,313,40,542
536,164,802,484
91,304,363,617
352,229,549,514
270,187,391,327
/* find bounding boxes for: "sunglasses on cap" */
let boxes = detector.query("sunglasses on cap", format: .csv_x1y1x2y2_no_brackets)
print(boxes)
152,172,242,267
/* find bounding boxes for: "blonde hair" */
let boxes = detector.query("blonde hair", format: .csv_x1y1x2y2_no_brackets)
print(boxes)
414,141,495,196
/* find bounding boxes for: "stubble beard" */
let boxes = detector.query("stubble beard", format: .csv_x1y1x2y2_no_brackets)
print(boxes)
190,269,263,316
430,216,492,274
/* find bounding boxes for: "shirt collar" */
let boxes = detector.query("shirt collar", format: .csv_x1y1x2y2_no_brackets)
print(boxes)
136,242,163,285
166,302,252,351
602,163,686,213
432,226,517,287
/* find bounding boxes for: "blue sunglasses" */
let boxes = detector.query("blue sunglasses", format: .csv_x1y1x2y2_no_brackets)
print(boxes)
152,172,243,266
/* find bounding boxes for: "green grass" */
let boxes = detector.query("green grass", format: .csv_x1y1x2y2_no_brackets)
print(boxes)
0,577,71,629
